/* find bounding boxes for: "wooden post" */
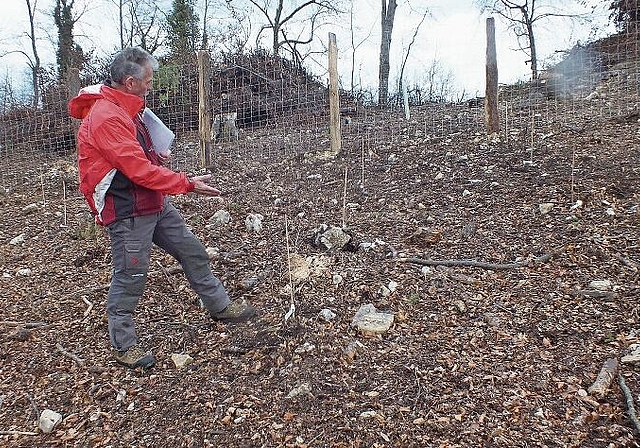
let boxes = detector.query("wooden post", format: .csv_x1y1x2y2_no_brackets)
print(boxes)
485,17,499,135
402,83,410,120
198,50,212,168
328,32,341,155
67,68,82,139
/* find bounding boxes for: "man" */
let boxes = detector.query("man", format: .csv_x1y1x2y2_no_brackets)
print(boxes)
69,47,254,369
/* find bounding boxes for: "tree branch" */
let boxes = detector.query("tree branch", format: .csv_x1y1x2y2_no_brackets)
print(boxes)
399,250,559,270
619,374,640,434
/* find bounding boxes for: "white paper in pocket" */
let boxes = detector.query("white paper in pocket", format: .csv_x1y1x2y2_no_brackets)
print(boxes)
142,108,174,157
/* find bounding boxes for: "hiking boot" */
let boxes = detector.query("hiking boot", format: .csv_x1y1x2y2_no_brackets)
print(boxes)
211,300,255,323
113,345,155,369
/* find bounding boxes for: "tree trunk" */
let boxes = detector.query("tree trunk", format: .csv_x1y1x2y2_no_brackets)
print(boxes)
485,17,499,134
26,0,41,108
378,0,397,106
272,0,284,55
527,20,538,79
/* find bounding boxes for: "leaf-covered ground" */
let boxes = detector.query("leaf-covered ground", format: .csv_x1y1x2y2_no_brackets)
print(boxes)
2,91,640,447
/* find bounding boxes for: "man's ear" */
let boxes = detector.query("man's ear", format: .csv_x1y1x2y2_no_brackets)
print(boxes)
123,76,135,91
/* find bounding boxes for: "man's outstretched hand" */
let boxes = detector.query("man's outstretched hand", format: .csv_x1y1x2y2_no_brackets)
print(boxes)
190,175,222,197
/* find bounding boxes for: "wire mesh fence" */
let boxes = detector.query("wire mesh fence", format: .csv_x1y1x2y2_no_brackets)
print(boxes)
0,30,638,204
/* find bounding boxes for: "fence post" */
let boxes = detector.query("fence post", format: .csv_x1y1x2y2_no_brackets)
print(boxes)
403,83,410,120
328,32,341,155
198,50,212,168
485,17,499,134
67,68,81,138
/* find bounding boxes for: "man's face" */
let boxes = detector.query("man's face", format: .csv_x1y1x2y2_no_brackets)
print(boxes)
125,62,154,98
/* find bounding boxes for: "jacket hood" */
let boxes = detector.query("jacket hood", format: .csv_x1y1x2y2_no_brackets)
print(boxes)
68,84,145,119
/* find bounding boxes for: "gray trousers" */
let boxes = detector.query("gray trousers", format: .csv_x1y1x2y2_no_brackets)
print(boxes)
106,199,230,352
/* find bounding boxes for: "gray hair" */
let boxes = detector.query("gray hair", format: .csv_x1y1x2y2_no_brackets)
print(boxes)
109,47,159,83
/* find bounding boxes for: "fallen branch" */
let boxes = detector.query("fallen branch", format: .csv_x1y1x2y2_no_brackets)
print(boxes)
61,283,110,300
614,254,639,272
0,430,38,436
55,343,85,366
618,374,640,434
222,345,250,355
26,392,39,421
155,261,177,290
81,297,93,319
399,251,556,270
588,358,618,398
0,321,48,328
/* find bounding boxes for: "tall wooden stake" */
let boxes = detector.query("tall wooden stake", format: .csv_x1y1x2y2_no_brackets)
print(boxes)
485,17,499,135
198,50,212,168
328,32,341,155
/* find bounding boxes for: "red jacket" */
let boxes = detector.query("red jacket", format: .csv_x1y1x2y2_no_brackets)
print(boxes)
69,85,194,225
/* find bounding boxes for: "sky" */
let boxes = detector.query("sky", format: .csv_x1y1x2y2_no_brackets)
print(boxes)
0,0,615,100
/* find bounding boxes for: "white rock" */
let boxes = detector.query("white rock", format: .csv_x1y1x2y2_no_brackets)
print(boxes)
331,274,344,287
351,303,394,335
205,247,219,259
589,280,612,291
39,409,62,433
17,268,32,277
570,200,583,210
171,353,194,368
359,242,375,251
577,388,588,397
245,213,264,233
240,276,259,290
434,172,444,180
294,342,316,354
319,308,337,322
622,344,640,364
622,353,640,364
315,225,351,250
585,91,600,100
606,208,615,217
210,210,231,225
9,234,26,245
539,203,554,215
289,254,311,284
286,383,311,399
360,410,378,419
22,203,39,215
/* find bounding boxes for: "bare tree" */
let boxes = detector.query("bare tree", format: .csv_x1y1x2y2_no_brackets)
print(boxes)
197,0,251,57
348,1,375,96
25,0,42,106
201,0,210,49
245,0,342,61
476,0,589,80
0,70,18,112
0,0,44,107
398,7,428,97
411,59,456,104
129,1,165,53
53,0,86,80
378,0,397,105
609,0,640,32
